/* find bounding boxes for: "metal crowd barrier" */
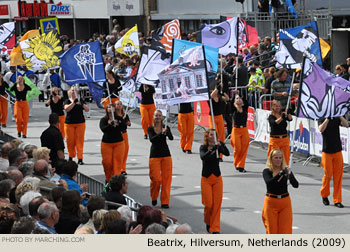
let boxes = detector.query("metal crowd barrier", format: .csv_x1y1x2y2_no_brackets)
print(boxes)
77,172,104,196
259,94,273,110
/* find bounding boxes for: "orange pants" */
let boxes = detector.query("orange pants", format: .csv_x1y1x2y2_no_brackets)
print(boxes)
262,195,293,234
140,104,156,135
268,136,290,165
230,127,250,169
101,141,125,182
0,95,8,126
14,100,29,136
320,151,343,204
149,156,172,205
209,115,225,158
64,122,86,159
201,174,223,233
58,115,65,139
103,97,119,109
122,132,129,173
177,112,194,151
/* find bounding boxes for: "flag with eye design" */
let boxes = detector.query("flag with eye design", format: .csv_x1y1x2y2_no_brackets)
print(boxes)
196,17,238,56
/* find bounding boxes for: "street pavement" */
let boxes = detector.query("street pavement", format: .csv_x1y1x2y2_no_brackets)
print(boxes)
3,100,350,234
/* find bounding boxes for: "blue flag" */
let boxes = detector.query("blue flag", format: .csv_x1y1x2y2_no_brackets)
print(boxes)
59,41,106,85
172,39,219,72
88,82,105,108
274,21,322,70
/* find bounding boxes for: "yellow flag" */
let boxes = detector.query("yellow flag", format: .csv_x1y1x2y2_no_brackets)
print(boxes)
10,29,40,66
114,25,140,57
320,38,330,59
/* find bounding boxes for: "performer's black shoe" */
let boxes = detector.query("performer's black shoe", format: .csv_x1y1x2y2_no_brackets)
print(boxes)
212,232,220,234
161,204,169,209
144,135,148,139
238,168,247,173
218,158,223,162
78,159,84,165
322,197,330,206
17,132,21,138
206,225,210,233
187,150,192,154
1,125,6,128
182,148,186,153
121,171,127,175
22,135,27,138
335,203,344,208
69,157,73,161
152,200,157,206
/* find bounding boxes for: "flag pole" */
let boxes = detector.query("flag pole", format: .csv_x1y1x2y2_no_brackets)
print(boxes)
285,71,296,113
105,82,116,125
288,55,307,170
0,94,15,105
203,45,219,158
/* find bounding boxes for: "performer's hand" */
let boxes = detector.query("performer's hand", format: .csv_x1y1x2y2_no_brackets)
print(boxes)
282,92,288,96
162,127,167,134
52,92,57,96
74,98,79,103
281,112,287,120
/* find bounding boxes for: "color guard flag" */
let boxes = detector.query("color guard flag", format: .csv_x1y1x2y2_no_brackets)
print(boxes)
0,22,15,55
196,18,238,56
274,21,322,70
115,25,140,57
297,62,350,119
136,46,171,86
319,38,331,60
20,31,63,71
88,82,105,108
158,46,209,106
151,19,181,53
59,41,106,85
10,29,40,66
8,76,41,102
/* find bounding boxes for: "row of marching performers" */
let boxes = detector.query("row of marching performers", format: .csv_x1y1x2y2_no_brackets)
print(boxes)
136,82,300,234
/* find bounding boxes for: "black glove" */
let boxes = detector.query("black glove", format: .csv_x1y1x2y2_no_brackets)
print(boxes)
52,92,57,97
287,108,293,115
45,103,49,107
279,168,288,176
211,145,218,151
281,112,287,120
74,98,79,103
80,98,85,104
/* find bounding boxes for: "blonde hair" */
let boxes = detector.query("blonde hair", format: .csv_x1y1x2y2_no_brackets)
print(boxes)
15,182,35,203
100,210,121,231
74,226,94,234
266,149,288,175
33,147,50,161
92,209,108,231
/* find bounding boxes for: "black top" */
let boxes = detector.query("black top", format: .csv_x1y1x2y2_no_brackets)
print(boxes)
148,126,173,158
64,100,85,124
318,117,342,153
40,125,65,167
268,114,291,136
264,76,275,94
49,96,65,116
104,191,127,210
231,97,248,127
115,114,130,133
103,79,122,98
200,142,229,178
179,103,193,114
208,97,223,116
263,168,299,195
10,84,31,101
0,81,9,95
100,116,124,143
54,211,81,234
139,85,155,104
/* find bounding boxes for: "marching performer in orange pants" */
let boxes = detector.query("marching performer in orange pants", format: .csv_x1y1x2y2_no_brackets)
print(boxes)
100,103,125,182
267,100,292,166
200,129,229,234
64,87,90,165
10,76,31,138
115,100,131,175
318,116,348,208
139,84,156,139
230,93,249,172
45,87,65,139
148,110,173,208
262,149,299,234
208,85,229,160
177,102,194,154
103,69,122,109
0,73,9,127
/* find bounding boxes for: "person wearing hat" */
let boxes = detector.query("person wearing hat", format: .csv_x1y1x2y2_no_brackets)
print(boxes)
246,67,264,108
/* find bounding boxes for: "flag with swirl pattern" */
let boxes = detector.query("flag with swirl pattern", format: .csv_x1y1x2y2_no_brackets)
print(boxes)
297,62,350,119
0,22,15,55
151,19,181,53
